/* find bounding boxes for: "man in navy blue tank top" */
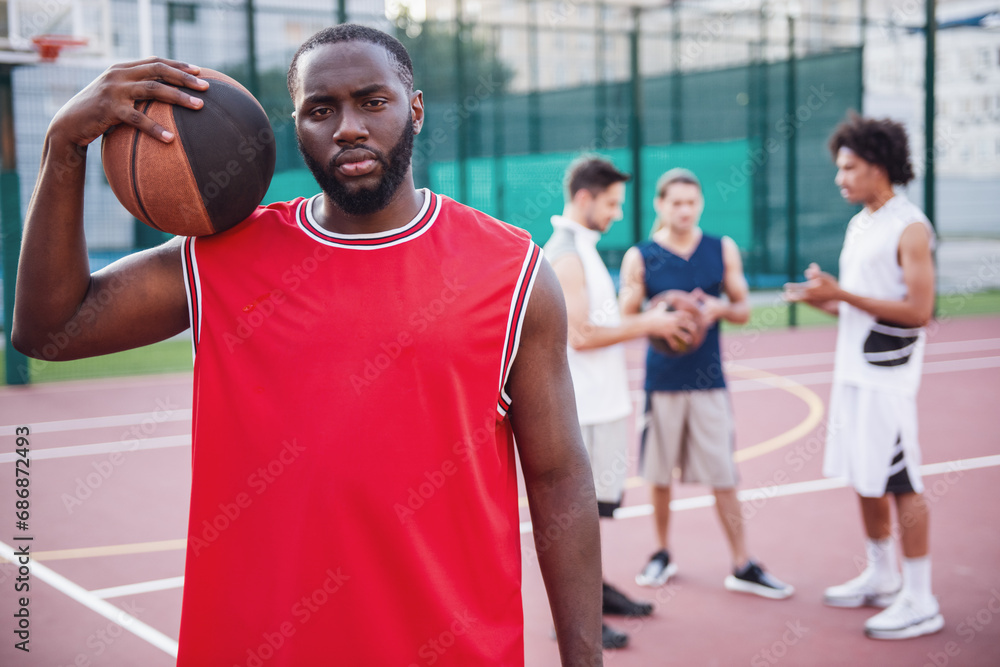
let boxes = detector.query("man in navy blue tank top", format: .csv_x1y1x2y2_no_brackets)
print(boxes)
620,168,794,599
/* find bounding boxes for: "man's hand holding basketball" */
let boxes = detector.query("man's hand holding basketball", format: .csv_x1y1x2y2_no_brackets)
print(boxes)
641,302,695,345
13,59,195,362
49,58,208,148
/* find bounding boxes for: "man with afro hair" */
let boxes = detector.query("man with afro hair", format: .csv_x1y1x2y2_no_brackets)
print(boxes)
785,113,942,640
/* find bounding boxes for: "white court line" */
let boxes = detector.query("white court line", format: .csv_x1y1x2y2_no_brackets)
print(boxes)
4,355,998,465
9,340,996,434
733,337,1000,372
0,541,179,657
90,576,185,600
7,454,997,659
626,338,1000,381
519,453,1000,531
0,435,190,464
728,355,1000,394
0,410,192,437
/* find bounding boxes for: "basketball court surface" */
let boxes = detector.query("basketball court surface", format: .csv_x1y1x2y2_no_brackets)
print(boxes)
1,314,998,666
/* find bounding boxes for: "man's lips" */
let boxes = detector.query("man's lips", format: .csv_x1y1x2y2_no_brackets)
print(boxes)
335,149,379,177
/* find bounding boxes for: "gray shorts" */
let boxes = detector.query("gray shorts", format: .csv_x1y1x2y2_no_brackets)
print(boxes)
641,389,738,488
580,416,630,517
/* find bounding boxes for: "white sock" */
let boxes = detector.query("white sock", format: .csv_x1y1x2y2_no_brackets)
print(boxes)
902,555,934,605
865,537,899,583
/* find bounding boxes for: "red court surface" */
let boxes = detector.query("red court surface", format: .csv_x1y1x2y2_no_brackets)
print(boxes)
2,315,998,666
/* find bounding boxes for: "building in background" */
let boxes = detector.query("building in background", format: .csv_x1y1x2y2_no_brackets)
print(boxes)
421,0,998,236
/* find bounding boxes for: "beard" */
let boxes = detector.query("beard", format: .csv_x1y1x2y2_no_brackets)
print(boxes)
298,117,414,217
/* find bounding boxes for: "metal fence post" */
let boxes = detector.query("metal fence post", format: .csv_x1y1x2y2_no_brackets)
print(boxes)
1,66,28,384
245,0,260,98
924,0,936,230
786,13,798,327
629,7,643,246
455,0,468,205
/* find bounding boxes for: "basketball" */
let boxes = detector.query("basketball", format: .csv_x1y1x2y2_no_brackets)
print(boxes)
101,68,276,237
646,289,709,356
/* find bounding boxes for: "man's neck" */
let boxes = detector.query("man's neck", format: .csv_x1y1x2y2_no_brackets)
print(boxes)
864,184,896,213
561,206,598,233
655,225,702,254
314,180,424,235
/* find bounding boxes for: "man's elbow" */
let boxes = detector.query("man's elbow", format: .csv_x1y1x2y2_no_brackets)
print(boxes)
11,323,46,359
10,323,38,358
11,319,66,360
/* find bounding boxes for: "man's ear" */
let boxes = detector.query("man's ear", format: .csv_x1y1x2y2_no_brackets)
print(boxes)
410,90,424,135
571,188,593,209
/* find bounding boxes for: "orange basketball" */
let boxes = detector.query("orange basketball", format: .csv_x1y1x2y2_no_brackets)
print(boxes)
646,289,709,356
101,68,276,237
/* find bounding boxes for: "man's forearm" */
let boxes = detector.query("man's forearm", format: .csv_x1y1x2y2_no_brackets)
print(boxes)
837,289,932,327
527,463,603,667
12,134,92,351
568,313,648,351
719,299,750,325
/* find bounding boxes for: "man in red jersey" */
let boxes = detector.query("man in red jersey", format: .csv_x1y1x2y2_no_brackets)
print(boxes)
13,25,602,667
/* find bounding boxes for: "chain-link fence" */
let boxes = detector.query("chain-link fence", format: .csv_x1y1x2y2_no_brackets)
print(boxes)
1,0,867,383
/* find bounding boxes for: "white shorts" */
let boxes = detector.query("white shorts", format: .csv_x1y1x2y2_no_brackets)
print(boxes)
580,417,630,516
824,383,924,497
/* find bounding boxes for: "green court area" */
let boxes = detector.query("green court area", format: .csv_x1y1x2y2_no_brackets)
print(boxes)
3,291,998,385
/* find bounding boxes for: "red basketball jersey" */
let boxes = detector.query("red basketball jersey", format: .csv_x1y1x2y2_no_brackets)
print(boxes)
179,191,541,666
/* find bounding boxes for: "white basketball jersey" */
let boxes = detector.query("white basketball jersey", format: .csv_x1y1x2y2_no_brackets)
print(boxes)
833,194,935,396
546,216,632,425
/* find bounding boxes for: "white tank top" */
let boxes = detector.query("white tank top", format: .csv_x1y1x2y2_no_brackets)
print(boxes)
833,194,935,396
546,216,632,425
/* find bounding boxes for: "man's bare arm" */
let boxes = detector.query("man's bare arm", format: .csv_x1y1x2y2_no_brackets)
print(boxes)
551,253,690,351
12,58,209,359
507,259,602,667
784,223,935,326
700,236,750,325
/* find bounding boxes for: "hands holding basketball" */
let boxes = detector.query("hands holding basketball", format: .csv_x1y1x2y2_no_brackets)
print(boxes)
49,57,209,148
644,289,710,356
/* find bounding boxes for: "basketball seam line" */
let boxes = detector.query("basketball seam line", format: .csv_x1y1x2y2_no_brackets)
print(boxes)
130,100,163,232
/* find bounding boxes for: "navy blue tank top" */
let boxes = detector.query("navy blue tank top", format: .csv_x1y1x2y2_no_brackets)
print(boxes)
639,234,726,392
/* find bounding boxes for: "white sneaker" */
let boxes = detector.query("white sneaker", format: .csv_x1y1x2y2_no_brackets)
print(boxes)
636,550,678,587
824,569,901,608
864,594,944,640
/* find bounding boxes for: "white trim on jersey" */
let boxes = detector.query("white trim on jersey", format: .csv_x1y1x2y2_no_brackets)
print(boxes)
864,342,919,363
496,244,543,418
297,188,441,250
181,236,203,359
870,322,922,338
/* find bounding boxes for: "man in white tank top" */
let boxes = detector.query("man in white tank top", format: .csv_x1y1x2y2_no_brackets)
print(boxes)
545,157,693,649
785,114,942,640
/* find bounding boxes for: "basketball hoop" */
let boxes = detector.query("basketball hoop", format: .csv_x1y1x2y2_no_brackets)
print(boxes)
31,35,89,62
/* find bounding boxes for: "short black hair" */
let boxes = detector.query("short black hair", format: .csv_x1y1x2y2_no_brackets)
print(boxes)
565,156,631,199
828,112,915,185
287,24,414,99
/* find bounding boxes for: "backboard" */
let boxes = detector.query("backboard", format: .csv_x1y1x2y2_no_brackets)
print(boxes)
0,0,110,64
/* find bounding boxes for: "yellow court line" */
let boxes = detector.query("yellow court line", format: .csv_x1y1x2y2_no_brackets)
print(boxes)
727,363,826,463
523,363,827,503
25,538,187,562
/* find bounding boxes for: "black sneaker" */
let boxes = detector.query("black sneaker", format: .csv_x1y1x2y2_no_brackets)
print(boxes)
636,549,678,587
602,622,629,649
602,581,654,617
724,560,795,599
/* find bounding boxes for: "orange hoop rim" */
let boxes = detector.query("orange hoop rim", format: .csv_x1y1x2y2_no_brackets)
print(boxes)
31,34,89,62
